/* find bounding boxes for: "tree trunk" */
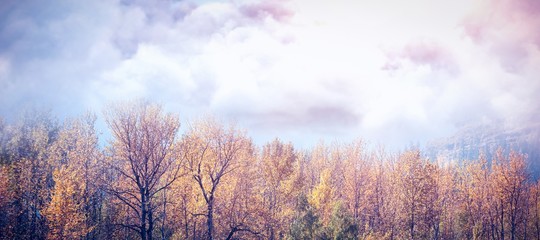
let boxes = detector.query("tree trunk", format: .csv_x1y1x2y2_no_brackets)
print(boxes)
501,199,504,240
269,227,274,240
207,196,214,240
141,190,147,240
184,199,189,239
433,222,440,240
148,204,154,240
410,203,416,240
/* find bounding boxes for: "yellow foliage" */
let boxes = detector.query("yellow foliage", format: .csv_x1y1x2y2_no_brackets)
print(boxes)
43,165,91,240
309,169,335,224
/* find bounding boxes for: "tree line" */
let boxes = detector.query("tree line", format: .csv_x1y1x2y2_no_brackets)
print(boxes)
0,101,538,240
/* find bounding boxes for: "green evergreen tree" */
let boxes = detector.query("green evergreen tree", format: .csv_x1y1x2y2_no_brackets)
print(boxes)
327,201,358,240
288,194,321,239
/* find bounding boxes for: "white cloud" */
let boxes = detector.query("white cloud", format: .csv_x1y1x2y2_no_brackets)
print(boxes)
1,0,539,148
98,44,196,101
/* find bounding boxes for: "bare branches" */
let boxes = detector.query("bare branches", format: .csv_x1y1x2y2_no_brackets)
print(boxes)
104,101,182,240
181,117,254,240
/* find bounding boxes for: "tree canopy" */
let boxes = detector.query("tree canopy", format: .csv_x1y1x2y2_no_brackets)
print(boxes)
0,104,538,240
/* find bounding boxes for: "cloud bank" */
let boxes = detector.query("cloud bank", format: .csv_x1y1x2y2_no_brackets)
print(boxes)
1,0,539,148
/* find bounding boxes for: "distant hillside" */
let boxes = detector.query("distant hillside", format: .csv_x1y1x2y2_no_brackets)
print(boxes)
425,122,540,176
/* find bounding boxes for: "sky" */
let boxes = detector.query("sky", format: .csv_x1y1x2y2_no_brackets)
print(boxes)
1,0,539,149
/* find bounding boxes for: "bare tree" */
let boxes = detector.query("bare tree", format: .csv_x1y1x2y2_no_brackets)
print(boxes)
104,100,182,240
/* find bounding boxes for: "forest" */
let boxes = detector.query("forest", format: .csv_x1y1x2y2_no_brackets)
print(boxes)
0,101,538,240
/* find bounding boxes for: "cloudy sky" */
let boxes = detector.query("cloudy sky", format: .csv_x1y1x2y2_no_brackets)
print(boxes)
1,0,539,148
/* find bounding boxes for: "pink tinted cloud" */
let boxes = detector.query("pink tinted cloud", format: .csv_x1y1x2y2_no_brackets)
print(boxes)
228,104,359,132
239,1,293,22
511,0,540,49
462,0,540,72
383,42,458,74
403,42,457,71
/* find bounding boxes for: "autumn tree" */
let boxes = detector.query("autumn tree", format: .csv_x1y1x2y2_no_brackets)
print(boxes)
259,138,298,239
396,150,437,239
43,114,101,239
2,102,540,240
105,101,182,240
43,166,89,239
307,142,331,191
181,117,253,240
0,165,12,239
530,180,540,239
492,150,530,240
0,118,10,238
3,111,59,239
457,155,491,239
432,160,459,239
309,168,336,227
167,173,206,239
219,148,263,240
367,149,400,239
341,140,371,235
